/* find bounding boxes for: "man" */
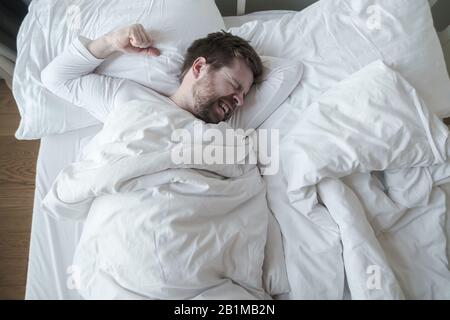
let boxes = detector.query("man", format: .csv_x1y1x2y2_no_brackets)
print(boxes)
41,24,263,125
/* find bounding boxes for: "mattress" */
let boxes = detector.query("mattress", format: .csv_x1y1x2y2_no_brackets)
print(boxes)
25,11,294,300
26,125,101,299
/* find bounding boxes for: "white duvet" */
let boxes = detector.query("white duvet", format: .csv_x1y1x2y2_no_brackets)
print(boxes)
42,97,284,300
268,61,450,299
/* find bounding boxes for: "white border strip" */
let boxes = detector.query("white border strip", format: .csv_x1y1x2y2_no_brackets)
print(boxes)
237,0,246,15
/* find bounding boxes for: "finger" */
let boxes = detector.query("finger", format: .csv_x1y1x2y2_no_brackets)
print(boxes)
124,45,159,56
143,30,154,47
129,28,144,47
137,27,152,48
145,46,160,56
137,29,151,48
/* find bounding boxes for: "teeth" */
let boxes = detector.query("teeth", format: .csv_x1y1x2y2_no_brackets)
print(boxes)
219,100,227,114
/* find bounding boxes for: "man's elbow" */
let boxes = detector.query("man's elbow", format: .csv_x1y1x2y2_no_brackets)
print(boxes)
40,66,60,92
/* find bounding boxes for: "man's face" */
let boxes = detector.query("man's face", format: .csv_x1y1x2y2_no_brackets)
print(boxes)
192,58,254,124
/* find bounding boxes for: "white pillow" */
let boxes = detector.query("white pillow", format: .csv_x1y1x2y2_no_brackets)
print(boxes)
13,0,225,139
228,0,450,119
228,56,303,130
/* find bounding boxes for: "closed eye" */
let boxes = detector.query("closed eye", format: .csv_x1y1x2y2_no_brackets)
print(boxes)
230,81,247,99
228,80,239,92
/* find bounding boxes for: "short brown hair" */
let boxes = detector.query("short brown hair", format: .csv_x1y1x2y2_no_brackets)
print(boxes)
180,30,263,82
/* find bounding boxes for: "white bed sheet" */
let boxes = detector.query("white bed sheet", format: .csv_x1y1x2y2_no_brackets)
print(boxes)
25,11,295,300
26,125,101,299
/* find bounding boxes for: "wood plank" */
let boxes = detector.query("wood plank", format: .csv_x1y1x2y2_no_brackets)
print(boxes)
0,136,39,159
0,183,35,209
0,286,26,300
0,157,36,185
0,258,28,287
0,79,34,300
0,208,32,233
0,113,21,137
0,232,31,260
0,81,18,115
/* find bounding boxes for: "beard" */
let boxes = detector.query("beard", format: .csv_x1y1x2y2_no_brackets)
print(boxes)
191,73,222,124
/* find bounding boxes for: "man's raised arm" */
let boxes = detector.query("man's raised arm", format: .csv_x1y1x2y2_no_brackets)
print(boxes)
41,24,159,122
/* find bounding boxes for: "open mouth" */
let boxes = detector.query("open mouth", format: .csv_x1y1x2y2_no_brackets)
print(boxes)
218,99,231,118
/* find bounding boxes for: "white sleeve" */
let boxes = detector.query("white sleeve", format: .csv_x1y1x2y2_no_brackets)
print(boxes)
41,36,127,122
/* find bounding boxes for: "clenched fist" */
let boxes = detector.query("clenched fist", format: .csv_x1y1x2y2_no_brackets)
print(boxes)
87,24,160,59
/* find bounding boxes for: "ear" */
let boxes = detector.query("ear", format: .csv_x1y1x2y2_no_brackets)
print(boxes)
191,57,207,79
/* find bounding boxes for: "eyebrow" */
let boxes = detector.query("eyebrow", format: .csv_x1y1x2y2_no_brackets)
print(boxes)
227,73,252,97
225,72,248,95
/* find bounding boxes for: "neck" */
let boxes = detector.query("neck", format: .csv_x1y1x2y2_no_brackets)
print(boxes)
169,86,194,114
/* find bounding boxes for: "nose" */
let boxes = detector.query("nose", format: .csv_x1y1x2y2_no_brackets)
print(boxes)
233,92,244,108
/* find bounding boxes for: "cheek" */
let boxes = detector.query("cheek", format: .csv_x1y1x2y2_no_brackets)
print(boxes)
210,79,232,97
195,80,215,101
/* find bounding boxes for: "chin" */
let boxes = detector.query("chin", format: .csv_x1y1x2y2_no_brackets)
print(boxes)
199,111,223,124
205,118,221,124
195,114,218,124
194,105,224,124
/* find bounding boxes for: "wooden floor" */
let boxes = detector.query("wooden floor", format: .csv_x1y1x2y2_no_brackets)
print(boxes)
0,80,39,300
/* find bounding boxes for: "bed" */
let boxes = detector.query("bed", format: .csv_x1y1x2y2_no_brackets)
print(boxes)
16,0,450,299
24,6,297,300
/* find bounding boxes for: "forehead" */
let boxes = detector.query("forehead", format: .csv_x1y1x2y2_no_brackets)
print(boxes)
219,58,254,92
